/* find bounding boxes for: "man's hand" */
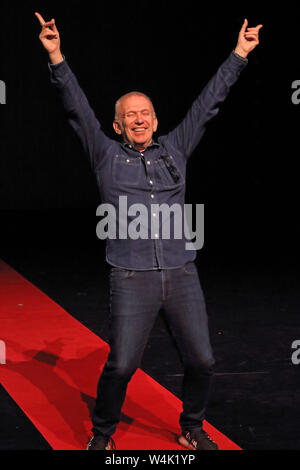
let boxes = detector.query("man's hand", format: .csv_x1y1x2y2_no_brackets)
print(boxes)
234,19,263,58
35,12,64,64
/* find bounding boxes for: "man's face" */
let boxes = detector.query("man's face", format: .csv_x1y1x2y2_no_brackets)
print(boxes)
113,95,158,151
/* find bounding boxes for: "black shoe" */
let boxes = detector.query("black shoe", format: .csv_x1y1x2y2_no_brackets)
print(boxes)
178,429,218,450
86,434,116,450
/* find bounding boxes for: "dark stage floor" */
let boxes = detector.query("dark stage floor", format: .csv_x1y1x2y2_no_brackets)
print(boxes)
1,209,300,450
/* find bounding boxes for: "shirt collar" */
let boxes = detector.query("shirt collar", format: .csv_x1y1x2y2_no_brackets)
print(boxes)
121,139,160,151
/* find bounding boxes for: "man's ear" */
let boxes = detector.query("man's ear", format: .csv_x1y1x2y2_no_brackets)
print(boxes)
153,116,158,133
113,120,122,135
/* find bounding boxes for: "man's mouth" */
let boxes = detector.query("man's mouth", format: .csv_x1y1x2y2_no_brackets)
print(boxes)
132,127,147,133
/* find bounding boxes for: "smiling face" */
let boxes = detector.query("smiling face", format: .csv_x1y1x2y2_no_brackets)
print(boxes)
113,94,158,151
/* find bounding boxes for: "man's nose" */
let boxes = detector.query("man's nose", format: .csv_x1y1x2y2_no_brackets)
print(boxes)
134,113,144,124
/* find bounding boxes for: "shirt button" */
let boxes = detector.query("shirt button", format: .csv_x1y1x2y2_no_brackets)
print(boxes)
154,234,158,238
151,194,155,199
126,159,130,163
149,180,153,185
147,160,151,165
153,212,156,217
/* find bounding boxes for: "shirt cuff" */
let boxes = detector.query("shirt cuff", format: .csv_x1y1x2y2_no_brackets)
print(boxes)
48,55,73,85
48,54,66,71
231,50,248,64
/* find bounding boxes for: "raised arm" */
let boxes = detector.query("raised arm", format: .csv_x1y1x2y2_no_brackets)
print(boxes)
163,19,263,160
35,12,112,171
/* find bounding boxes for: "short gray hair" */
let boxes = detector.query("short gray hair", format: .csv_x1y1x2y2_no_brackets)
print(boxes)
114,91,156,120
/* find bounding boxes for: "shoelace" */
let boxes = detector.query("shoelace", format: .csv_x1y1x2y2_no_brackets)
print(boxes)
87,435,117,450
186,430,217,449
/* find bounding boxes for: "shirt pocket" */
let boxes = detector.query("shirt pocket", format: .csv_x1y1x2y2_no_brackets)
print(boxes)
112,154,142,186
154,154,184,189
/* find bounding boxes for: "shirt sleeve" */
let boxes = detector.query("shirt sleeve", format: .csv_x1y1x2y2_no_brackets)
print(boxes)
48,58,113,171
163,51,248,160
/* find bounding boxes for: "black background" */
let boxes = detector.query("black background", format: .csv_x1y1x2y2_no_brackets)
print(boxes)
1,0,300,451
0,2,299,263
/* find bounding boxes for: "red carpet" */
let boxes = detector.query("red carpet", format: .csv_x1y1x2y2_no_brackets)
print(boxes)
0,259,241,450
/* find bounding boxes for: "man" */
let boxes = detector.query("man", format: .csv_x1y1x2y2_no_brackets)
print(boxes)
35,12,262,450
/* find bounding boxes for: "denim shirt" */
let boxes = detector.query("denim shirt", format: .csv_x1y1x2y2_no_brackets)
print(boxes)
49,51,248,270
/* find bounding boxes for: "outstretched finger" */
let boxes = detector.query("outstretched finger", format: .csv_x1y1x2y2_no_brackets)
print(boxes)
255,24,263,31
35,12,45,26
240,18,248,34
246,24,263,31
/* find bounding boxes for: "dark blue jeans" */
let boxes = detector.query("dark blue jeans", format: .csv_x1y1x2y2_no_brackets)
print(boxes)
91,262,215,437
